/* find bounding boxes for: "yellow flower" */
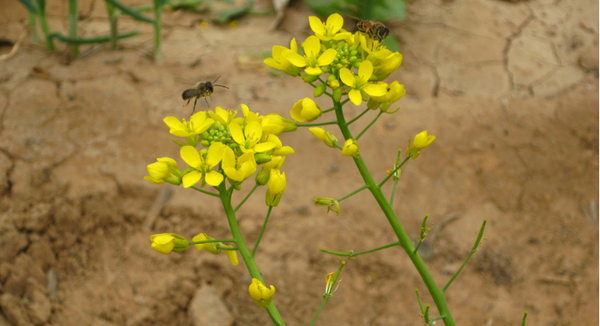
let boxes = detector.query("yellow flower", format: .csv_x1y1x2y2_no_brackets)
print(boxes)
290,98,322,122
230,121,276,153
180,143,225,187
309,13,352,41
325,272,335,294
144,157,181,185
340,60,387,105
208,107,237,126
260,113,297,135
263,134,295,156
192,234,238,266
341,138,359,157
369,81,406,113
266,169,286,207
309,127,338,148
150,233,189,254
163,112,215,138
248,278,276,308
264,38,302,76
369,49,403,79
222,146,257,182
286,35,337,76
407,130,436,159
255,156,286,185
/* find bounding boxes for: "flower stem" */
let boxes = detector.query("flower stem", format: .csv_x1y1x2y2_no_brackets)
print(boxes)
235,183,259,212
333,100,456,326
153,0,163,61
252,206,273,257
217,183,285,325
355,110,383,140
442,219,487,292
320,241,400,257
35,0,54,51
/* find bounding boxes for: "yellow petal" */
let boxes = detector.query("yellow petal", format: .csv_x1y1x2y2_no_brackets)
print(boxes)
182,170,202,188
205,170,224,186
339,68,356,88
363,83,388,97
309,16,325,35
303,36,321,57
180,146,201,168
348,89,363,106
358,60,374,81
206,142,225,168
316,48,337,66
326,13,343,32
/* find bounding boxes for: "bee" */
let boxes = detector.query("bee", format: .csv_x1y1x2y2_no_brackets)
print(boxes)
182,76,229,113
356,20,390,41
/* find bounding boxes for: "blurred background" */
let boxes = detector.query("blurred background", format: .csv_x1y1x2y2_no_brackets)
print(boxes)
0,0,597,325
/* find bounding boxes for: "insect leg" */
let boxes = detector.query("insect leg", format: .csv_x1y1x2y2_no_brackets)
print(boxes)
192,97,198,114
203,96,210,108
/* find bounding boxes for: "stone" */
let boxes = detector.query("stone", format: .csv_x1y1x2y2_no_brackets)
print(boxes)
188,285,233,326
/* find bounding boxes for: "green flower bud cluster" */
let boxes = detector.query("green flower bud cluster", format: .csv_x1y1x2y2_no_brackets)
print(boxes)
201,121,233,147
330,42,360,72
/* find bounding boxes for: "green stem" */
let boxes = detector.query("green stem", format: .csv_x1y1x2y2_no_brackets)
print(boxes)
415,289,425,315
68,0,79,56
191,186,220,197
320,241,399,257
105,1,118,50
216,183,285,325
36,0,55,51
28,11,38,44
309,262,346,326
333,100,456,326
189,239,235,245
235,183,259,212
337,185,368,202
252,206,273,257
355,110,383,140
378,157,409,188
442,219,487,292
521,311,528,326
347,108,370,125
153,0,163,61
296,121,338,127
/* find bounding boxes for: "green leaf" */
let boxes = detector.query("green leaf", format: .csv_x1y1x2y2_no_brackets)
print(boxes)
48,31,140,44
372,0,406,21
18,0,38,13
105,0,155,23
303,0,355,19
213,0,253,24
382,34,399,52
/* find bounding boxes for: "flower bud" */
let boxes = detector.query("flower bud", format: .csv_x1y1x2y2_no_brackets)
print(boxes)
309,127,338,148
407,130,436,159
314,197,340,215
314,83,327,97
266,169,286,207
333,87,342,102
301,74,319,83
341,139,359,157
248,278,276,308
149,233,189,254
291,98,322,122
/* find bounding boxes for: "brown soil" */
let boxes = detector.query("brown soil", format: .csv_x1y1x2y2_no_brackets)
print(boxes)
0,0,598,325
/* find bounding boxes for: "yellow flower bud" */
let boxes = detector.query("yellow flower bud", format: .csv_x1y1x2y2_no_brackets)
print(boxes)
266,169,286,207
291,98,322,122
248,278,276,308
144,158,181,185
341,139,359,157
407,130,436,159
149,233,189,254
309,127,337,148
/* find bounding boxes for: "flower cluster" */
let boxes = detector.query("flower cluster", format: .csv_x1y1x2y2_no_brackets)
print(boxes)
264,13,405,112
144,105,296,206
